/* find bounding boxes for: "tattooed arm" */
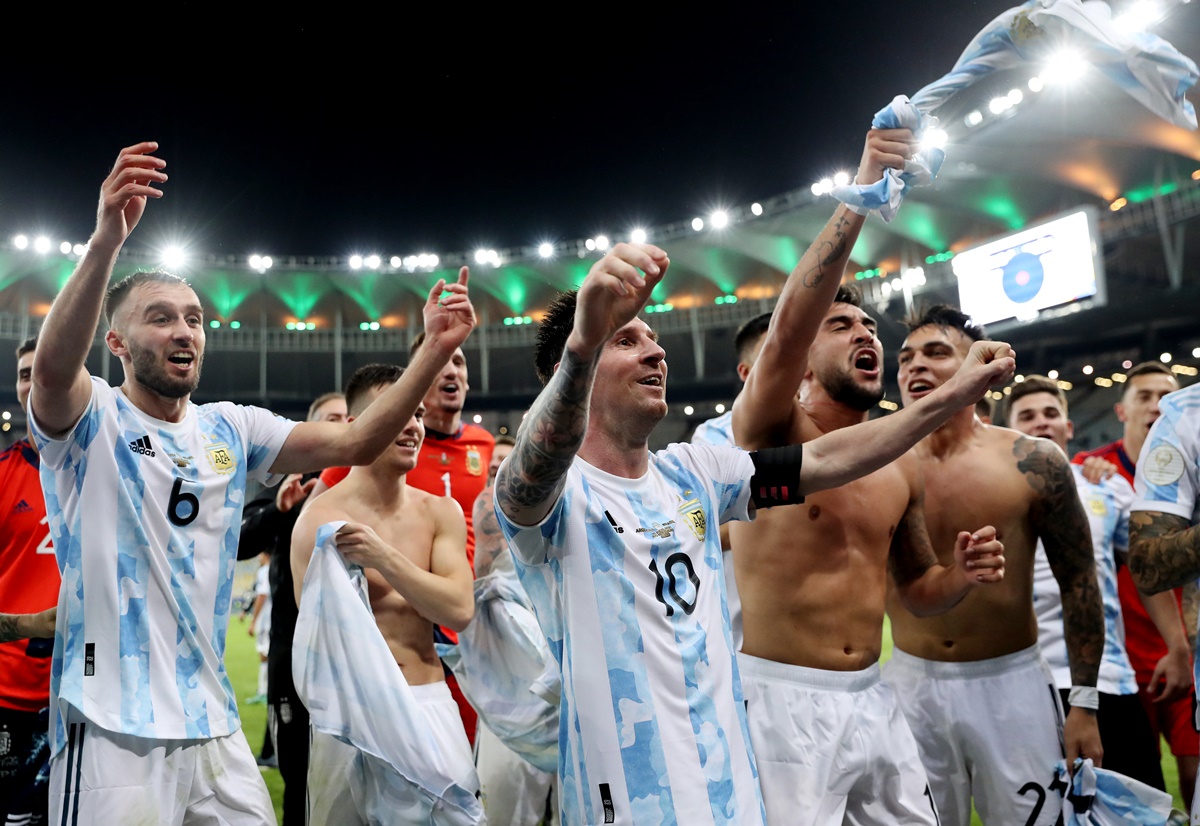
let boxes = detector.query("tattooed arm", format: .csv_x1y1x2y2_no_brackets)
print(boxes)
1184,581,1200,653
1129,511,1200,595
889,472,1005,616
473,480,509,579
734,129,914,448
0,607,56,643
496,243,669,527
1018,436,1105,764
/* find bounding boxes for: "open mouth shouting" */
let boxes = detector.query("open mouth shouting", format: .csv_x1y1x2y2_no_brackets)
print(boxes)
637,373,664,392
167,351,196,372
852,348,881,379
906,378,937,399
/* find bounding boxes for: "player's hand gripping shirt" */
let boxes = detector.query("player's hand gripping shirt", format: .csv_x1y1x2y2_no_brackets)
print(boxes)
30,378,295,755
1032,464,1138,694
495,443,765,826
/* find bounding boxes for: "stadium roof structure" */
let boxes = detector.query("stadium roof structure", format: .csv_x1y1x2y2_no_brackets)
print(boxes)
0,12,1197,426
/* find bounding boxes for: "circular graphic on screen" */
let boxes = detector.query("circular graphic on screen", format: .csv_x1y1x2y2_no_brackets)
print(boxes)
1002,251,1044,304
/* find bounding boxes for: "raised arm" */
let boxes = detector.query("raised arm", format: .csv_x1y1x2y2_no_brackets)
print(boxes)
734,128,915,446
32,142,168,436
1020,436,1105,764
335,500,474,631
495,243,668,526
269,268,475,474
798,340,1015,495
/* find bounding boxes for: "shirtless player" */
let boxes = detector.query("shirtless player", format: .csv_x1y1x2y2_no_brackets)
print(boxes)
731,128,1006,825
885,306,1105,826
291,363,477,826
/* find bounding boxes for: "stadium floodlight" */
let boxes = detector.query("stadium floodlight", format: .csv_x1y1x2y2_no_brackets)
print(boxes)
249,254,262,269
404,255,418,269
370,321,380,331
59,241,71,254
684,405,694,416
33,236,51,254
473,414,482,424
965,110,984,127
1115,0,1162,31
72,243,86,256
881,280,893,296
1161,352,1173,363
750,203,763,216
1042,50,1087,85
537,242,555,258
832,172,851,187
365,254,381,269
585,238,596,251
349,254,363,270
250,254,273,272
1028,76,1044,93
924,128,948,150
390,256,402,268
1007,88,1024,106
630,228,647,244
1082,365,1093,375
715,403,726,414
161,246,186,269
1193,347,1200,358
710,211,729,229
691,217,704,231
988,97,1012,114
427,254,439,267
811,178,833,196
595,235,610,250
1048,369,1059,380
474,249,489,263
13,234,28,250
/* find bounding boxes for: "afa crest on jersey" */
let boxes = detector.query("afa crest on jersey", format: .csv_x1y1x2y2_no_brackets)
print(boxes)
678,496,706,541
466,448,483,476
206,443,237,475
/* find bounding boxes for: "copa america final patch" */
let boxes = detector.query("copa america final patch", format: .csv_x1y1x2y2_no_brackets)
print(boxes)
1144,445,1186,486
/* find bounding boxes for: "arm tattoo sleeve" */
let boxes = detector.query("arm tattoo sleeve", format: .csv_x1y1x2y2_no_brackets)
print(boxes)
1128,510,1200,594
799,212,853,289
472,482,508,579
1015,436,1104,687
496,345,599,521
0,613,23,643
888,495,939,588
1183,581,1200,652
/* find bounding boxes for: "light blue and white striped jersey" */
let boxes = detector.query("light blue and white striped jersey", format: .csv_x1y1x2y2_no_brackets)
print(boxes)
1132,383,1200,722
30,377,295,755
689,411,745,652
1032,464,1137,695
496,443,765,826
690,411,733,448
1133,384,1200,524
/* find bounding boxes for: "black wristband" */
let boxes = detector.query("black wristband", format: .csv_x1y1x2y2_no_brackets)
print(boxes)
749,444,805,509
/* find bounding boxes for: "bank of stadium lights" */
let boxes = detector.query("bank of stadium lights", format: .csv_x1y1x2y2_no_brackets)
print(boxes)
1114,0,1164,31
474,248,500,267
630,228,648,244
691,217,705,231
358,321,382,331
1041,50,1088,86
537,242,555,259
854,267,886,281
750,203,763,216
710,211,729,229
684,405,694,416
1161,352,1173,363
1112,372,1127,383
401,253,439,270
285,321,316,331
33,236,51,254
248,254,273,273
1109,197,1128,212
644,303,674,314
879,400,899,411
364,254,381,269
715,404,726,414
161,246,186,270
714,294,738,305
595,235,610,251
12,234,28,250
1173,365,1200,377
503,316,533,326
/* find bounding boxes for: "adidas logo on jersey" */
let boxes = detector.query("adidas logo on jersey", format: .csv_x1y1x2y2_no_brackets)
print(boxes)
12,499,32,514
128,435,156,457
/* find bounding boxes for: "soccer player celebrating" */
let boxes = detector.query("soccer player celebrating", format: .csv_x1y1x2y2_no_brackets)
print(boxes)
27,141,476,825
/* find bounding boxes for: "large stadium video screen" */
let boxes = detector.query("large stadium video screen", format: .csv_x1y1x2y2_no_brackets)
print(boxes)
951,207,1105,326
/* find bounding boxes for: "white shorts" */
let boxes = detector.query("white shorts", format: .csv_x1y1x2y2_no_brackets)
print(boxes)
739,652,939,826
307,681,481,826
49,705,275,826
883,645,1066,826
476,723,557,825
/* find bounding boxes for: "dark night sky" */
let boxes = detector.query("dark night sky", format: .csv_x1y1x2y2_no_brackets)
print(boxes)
0,3,1018,261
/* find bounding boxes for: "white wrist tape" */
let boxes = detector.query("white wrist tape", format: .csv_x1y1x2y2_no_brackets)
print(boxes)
1068,686,1100,711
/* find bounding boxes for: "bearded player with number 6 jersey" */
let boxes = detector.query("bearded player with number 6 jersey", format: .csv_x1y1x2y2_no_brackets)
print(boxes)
27,142,477,826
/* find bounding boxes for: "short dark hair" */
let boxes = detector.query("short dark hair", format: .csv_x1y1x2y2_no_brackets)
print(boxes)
1122,361,1176,399
494,434,516,448
344,363,405,416
409,331,426,360
734,313,771,362
1006,375,1067,422
904,304,987,344
534,290,578,386
975,396,993,421
307,392,345,421
104,271,191,327
16,336,37,359
834,284,863,308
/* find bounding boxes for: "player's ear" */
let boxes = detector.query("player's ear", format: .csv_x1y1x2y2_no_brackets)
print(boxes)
1066,419,1075,441
1114,401,1127,424
105,329,127,358
736,361,751,382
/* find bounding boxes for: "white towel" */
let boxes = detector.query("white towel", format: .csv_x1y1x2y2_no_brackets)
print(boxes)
1057,758,1174,826
294,521,485,824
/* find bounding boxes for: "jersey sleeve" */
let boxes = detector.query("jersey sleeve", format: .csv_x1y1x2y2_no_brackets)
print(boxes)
1133,396,1199,520
679,443,754,525
319,466,350,488
690,412,734,447
224,404,298,487
492,469,573,568
27,376,105,470
1111,476,1134,553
